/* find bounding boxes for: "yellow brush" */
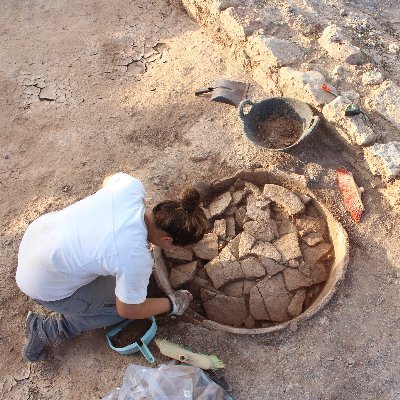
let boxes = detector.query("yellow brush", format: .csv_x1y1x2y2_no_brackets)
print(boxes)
155,339,225,370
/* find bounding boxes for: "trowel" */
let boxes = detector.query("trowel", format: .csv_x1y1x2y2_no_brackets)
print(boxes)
195,79,249,107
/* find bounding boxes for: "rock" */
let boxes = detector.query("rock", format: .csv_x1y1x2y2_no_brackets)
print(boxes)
318,25,366,65
367,81,400,130
23,86,40,96
388,43,400,54
164,246,193,261
322,96,378,146
303,232,324,246
380,180,400,210
203,293,247,326
362,70,384,86
259,258,285,275
249,286,270,320
240,256,266,279
208,192,232,218
238,232,256,258
295,216,327,237
279,67,334,106
250,241,281,261
311,263,328,284
169,261,198,289
364,142,400,180
287,289,306,317
257,274,291,322
283,268,314,291
246,34,304,67
243,220,277,242
127,61,146,75
213,219,227,240
273,232,302,261
263,184,305,216
221,281,244,297
244,314,256,329
243,280,257,295
39,85,57,100
192,233,219,260
302,242,333,265
205,248,244,289
226,216,236,238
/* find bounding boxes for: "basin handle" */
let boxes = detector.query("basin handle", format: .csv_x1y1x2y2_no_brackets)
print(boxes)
138,340,155,363
238,99,254,121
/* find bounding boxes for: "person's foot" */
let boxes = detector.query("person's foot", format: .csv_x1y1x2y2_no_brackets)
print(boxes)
22,311,48,362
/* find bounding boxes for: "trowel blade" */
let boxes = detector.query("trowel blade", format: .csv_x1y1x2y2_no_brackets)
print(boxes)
210,79,248,107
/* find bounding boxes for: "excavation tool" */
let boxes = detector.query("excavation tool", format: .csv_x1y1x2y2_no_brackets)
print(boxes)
155,339,225,370
195,79,249,107
321,84,368,118
337,168,365,223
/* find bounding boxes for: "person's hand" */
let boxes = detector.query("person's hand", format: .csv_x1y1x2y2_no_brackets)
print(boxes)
168,290,193,315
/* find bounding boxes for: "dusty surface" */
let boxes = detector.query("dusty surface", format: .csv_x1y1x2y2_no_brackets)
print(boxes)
0,1,399,399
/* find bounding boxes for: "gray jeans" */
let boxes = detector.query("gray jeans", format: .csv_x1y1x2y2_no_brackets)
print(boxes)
35,276,125,342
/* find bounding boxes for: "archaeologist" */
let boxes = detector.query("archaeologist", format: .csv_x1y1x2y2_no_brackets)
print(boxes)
16,172,208,362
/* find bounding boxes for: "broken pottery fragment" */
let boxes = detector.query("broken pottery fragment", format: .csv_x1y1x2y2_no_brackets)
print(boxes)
203,293,247,327
192,233,219,260
240,256,266,279
226,216,236,238
234,206,248,230
259,258,285,275
273,232,302,261
186,276,218,298
238,232,256,259
295,216,327,237
244,314,256,329
302,242,333,265
263,184,305,216
213,219,227,240
164,246,193,261
250,242,281,261
221,281,244,297
246,194,270,221
303,232,324,246
243,280,257,295
169,261,198,289
277,219,298,236
310,262,328,284
249,286,270,320
283,268,314,291
287,289,306,317
200,288,218,303
209,192,232,218
257,274,291,322
232,189,246,206
243,220,277,242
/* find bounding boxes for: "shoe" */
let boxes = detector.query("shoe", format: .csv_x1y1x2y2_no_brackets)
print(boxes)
22,311,48,362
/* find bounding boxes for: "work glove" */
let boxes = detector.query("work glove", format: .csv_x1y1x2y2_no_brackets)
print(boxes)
168,290,193,315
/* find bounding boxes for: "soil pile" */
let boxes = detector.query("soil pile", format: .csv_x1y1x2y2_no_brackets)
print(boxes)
254,115,303,149
164,179,334,328
111,319,152,348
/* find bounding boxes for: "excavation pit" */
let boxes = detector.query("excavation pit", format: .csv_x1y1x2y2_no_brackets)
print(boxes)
154,169,349,334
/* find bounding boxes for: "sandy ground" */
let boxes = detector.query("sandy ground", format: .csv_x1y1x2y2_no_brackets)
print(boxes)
0,1,399,399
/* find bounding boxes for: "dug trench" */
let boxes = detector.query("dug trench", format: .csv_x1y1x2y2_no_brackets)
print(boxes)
162,178,334,329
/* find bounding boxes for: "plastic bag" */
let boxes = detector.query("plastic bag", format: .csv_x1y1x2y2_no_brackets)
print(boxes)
102,364,233,400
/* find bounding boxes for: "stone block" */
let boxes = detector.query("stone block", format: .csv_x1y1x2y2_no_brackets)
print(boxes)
203,293,247,326
221,281,244,297
279,67,334,106
362,70,384,86
380,180,400,210
364,142,400,179
238,232,256,258
208,192,232,218
251,242,281,261
219,7,261,42
213,219,227,240
246,34,304,67
192,233,219,260
249,286,270,320
283,268,314,291
273,232,302,261
322,96,378,146
263,184,305,216
164,246,193,261
169,261,198,289
302,242,333,265
257,275,291,322
240,256,266,279
287,289,306,317
318,25,366,65
367,81,400,129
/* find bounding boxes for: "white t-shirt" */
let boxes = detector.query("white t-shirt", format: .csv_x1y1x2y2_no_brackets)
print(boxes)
16,173,153,304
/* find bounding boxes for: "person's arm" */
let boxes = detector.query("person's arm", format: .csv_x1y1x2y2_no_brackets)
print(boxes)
116,297,171,319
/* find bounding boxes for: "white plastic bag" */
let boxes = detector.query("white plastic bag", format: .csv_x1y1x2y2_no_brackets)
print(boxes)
102,364,233,400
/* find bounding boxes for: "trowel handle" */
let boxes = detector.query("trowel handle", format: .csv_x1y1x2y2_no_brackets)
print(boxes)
195,87,214,96
238,99,254,120
138,341,155,363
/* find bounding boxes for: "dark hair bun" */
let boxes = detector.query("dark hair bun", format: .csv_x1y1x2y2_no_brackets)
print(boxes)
181,188,201,212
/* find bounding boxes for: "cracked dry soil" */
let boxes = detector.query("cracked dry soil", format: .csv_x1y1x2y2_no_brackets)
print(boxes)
0,1,399,399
